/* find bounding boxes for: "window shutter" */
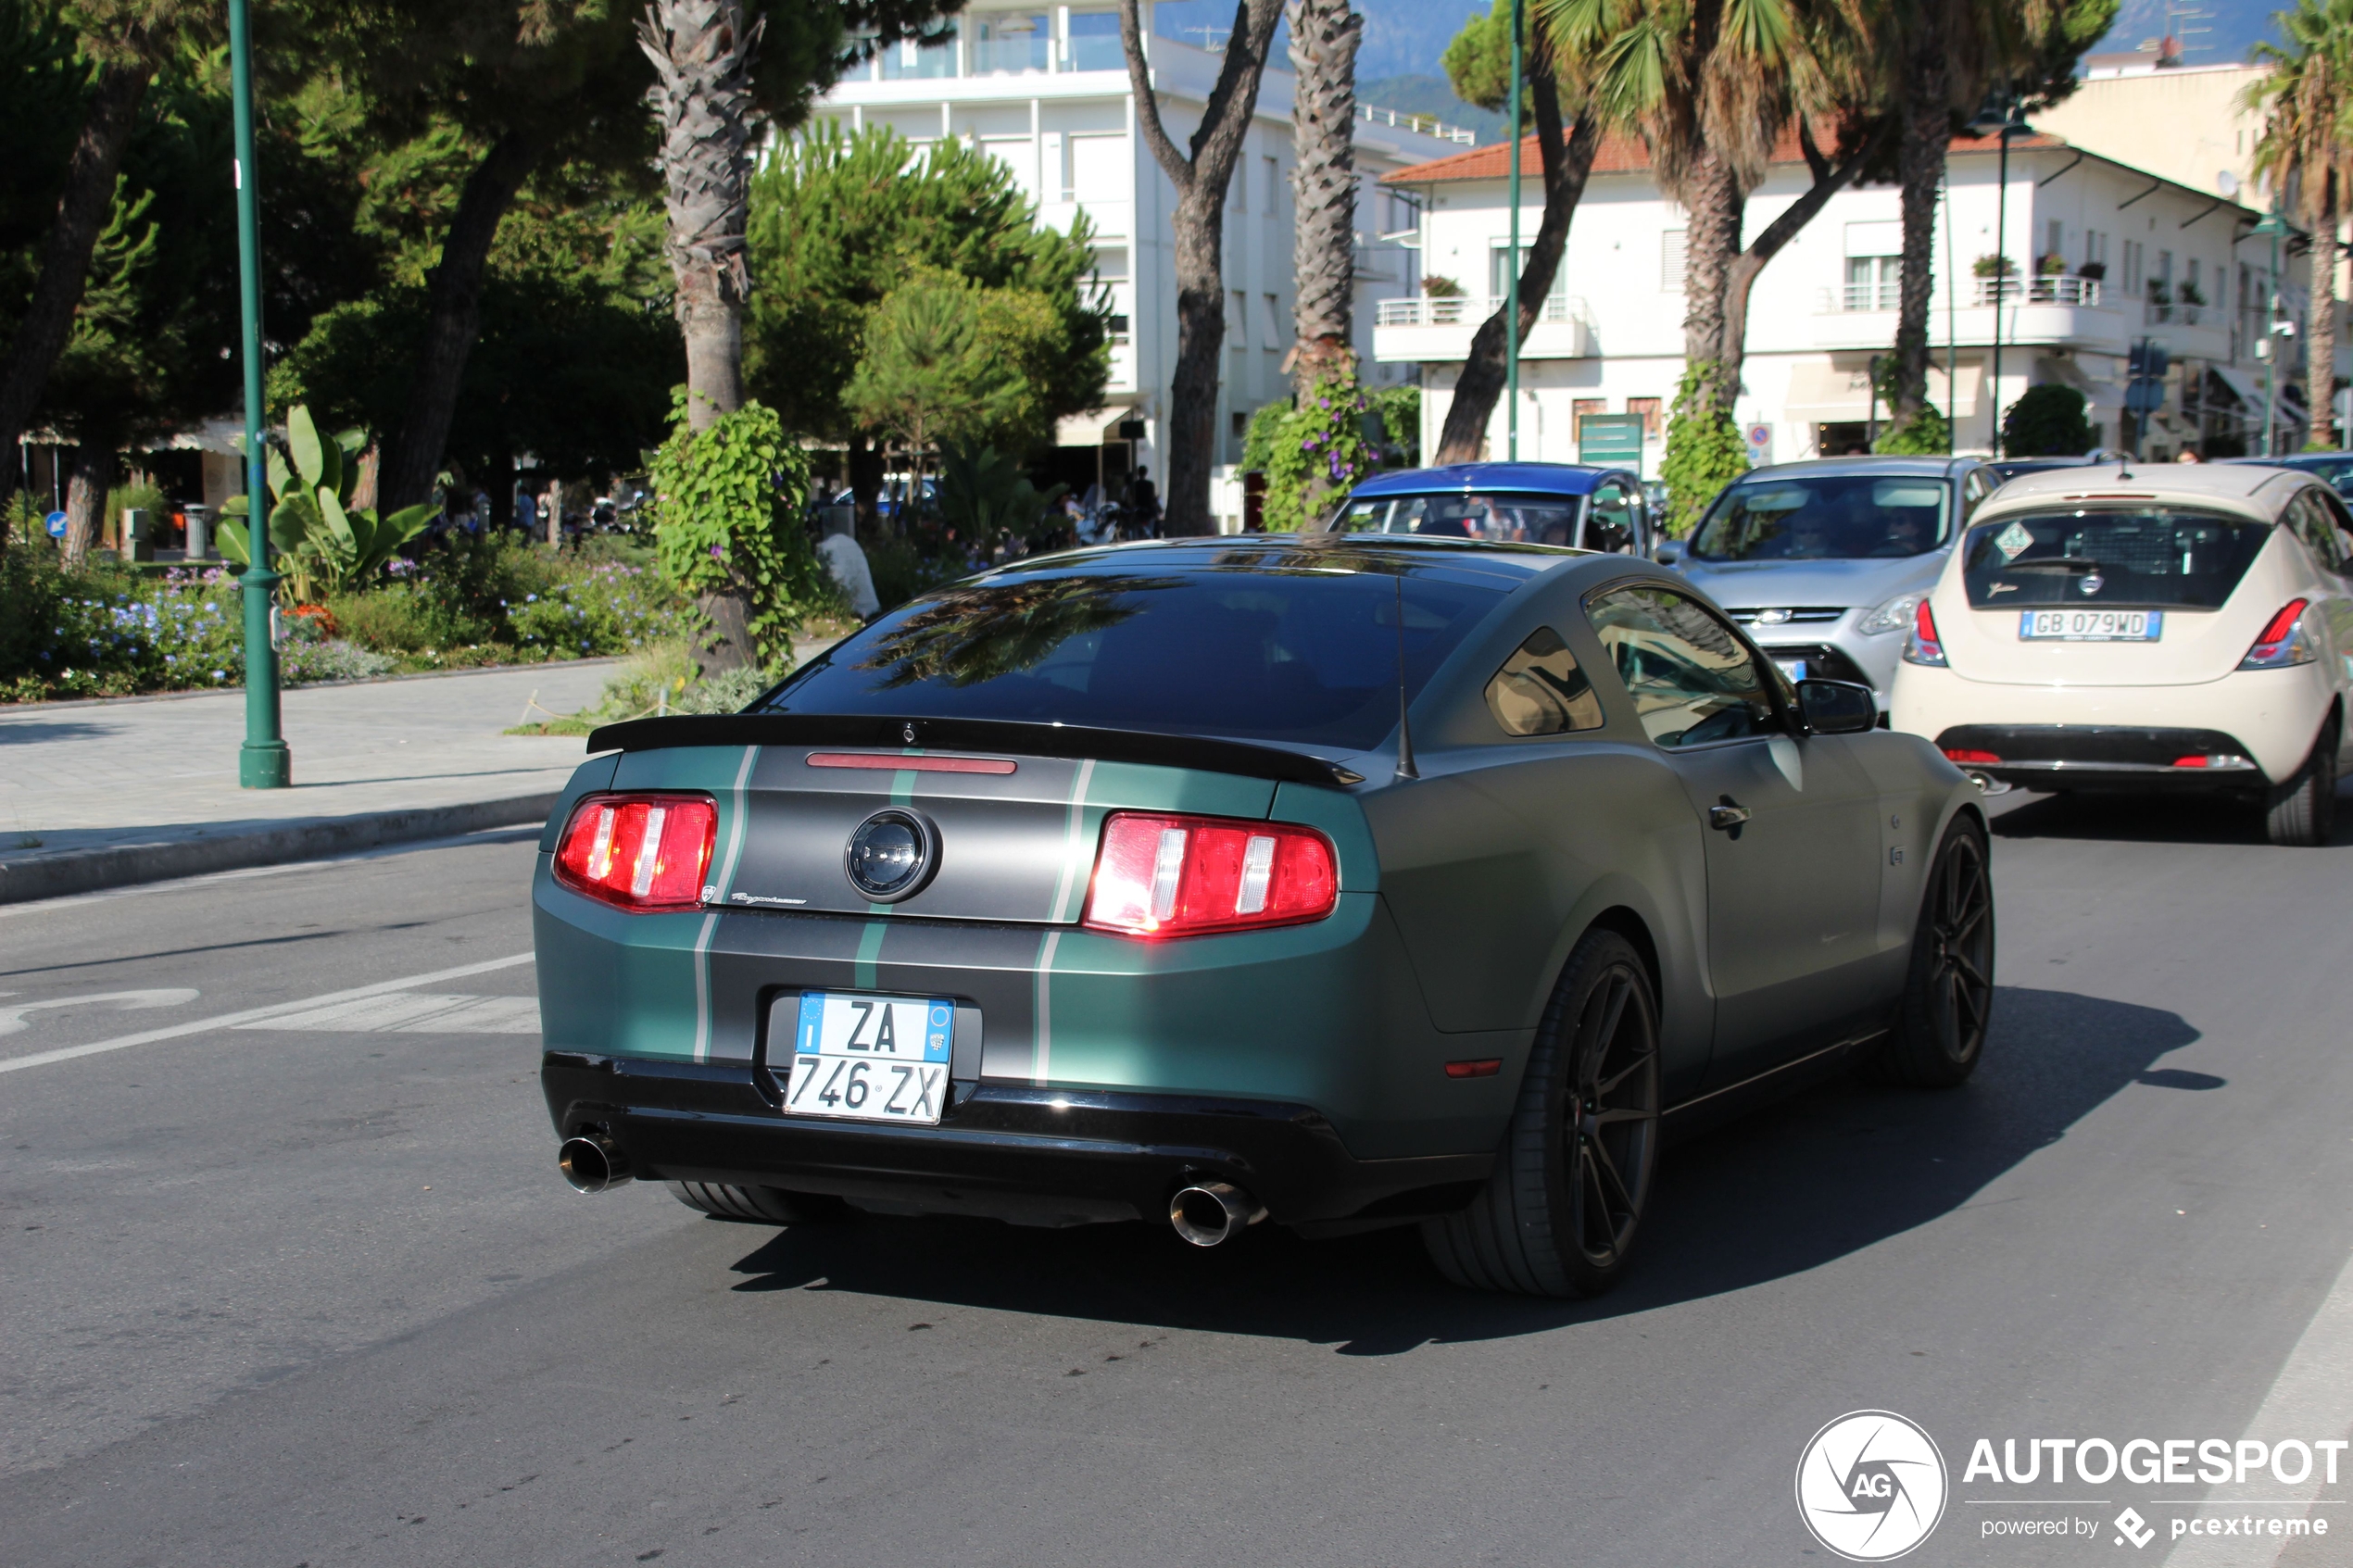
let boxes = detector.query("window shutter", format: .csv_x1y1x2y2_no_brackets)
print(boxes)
1661,230,1687,292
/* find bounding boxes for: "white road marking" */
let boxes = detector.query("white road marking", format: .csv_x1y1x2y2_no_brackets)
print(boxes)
0,988,201,1037
2162,1244,2353,1567
0,953,534,1075
244,992,540,1035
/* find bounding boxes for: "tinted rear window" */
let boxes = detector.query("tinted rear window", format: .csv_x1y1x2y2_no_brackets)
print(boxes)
761,562,1509,749
1691,473,1951,561
1339,491,1582,546
1961,507,2272,608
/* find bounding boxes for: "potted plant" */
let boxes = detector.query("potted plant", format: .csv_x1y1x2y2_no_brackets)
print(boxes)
1972,253,2018,279
2180,281,2207,307
2036,252,2068,275
1421,273,1465,298
2148,281,2172,306
2077,260,2107,282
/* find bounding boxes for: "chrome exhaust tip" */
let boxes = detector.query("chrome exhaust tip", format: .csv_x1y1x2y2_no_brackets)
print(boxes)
1965,771,2013,797
1168,1181,1266,1248
558,1134,631,1194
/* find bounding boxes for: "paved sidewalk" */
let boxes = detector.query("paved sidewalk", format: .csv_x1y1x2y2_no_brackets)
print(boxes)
0,662,620,902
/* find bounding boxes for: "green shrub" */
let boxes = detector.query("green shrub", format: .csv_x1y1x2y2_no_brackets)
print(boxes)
1876,406,1952,455
1659,363,1748,536
1999,385,2090,457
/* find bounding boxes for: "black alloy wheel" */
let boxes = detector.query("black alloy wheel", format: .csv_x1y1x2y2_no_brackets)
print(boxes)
1423,928,1661,1298
2265,728,2339,847
1867,817,1994,1088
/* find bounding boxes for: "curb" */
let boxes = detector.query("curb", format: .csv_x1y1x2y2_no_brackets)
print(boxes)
0,794,560,906
0,658,626,715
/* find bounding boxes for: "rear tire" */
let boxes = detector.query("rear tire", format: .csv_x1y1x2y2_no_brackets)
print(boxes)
2265,728,2338,847
666,1181,842,1224
1421,929,1660,1298
1862,816,1994,1088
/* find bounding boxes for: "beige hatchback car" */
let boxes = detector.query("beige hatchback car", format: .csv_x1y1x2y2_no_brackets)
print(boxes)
1889,462,2353,845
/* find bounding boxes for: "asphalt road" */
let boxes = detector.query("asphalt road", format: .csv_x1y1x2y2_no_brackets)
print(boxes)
4,795,2352,1567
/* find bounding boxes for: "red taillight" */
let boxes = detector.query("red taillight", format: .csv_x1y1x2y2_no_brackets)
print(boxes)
554,794,717,910
1904,597,1947,667
2171,755,2210,768
2239,599,2314,669
1083,811,1338,939
1944,747,2002,765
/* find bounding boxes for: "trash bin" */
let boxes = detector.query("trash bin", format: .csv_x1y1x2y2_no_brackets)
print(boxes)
182,503,211,559
121,507,154,563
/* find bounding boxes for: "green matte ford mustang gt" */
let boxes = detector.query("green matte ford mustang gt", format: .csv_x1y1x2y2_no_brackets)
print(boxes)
535,534,1993,1298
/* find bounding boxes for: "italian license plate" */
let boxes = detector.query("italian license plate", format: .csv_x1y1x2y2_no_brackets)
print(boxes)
1772,657,1809,681
2020,608,2162,641
780,992,952,1125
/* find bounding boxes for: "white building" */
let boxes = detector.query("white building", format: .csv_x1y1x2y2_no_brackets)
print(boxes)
812,4,1467,515
1377,126,2287,469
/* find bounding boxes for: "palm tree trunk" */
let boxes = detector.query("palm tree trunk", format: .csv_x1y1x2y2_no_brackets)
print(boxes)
1680,147,1743,420
1120,0,1285,536
2309,173,2338,450
60,438,113,568
0,63,150,521
641,0,761,434
1289,0,1362,388
1434,80,1595,462
1889,23,1952,429
1718,122,1878,393
379,130,539,510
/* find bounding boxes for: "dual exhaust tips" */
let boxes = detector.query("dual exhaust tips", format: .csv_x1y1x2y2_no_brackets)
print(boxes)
558,1137,1262,1248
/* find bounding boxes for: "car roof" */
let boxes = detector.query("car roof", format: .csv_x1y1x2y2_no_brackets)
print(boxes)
1970,459,2308,518
1348,462,1628,498
1740,454,1974,482
994,531,1581,587
2221,452,2353,470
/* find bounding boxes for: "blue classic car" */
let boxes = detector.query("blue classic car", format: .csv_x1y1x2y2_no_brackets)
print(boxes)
1325,463,1655,557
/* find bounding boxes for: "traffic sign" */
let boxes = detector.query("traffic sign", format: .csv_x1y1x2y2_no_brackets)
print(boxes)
44,510,65,538
2124,377,2167,413
1579,412,1646,472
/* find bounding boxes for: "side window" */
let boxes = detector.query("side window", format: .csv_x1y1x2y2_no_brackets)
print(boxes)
1961,469,1993,518
1586,483,1636,554
1486,627,1604,736
2304,488,2353,572
2288,490,2347,573
1586,584,1779,749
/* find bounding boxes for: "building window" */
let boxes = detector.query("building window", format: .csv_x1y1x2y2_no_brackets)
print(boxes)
1628,397,1663,440
1065,8,1123,69
1231,153,1247,212
1662,230,1686,292
2121,240,2144,296
1843,256,1901,311
879,24,956,79
1066,132,1125,202
971,12,1050,74
2084,230,2108,270
1490,243,1567,305
1265,155,1279,216
2045,219,2064,270
1572,398,1607,443
1229,290,1247,349
1262,293,1282,350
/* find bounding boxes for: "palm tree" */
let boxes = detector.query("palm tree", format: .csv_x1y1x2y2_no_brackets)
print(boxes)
1288,0,1363,390
2246,0,2353,451
1876,0,2112,446
1119,0,1287,535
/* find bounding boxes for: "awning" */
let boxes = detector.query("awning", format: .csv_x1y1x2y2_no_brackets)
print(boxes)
1782,360,1982,423
1054,406,1143,447
2208,365,2307,433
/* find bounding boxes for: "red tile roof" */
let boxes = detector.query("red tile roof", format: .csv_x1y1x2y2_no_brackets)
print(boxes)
1380,126,2072,184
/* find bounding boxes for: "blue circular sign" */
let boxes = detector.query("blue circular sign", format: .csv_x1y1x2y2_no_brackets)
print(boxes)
44,510,66,538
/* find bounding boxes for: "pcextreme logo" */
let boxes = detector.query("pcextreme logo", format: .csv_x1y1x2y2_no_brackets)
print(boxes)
1795,1410,1951,1561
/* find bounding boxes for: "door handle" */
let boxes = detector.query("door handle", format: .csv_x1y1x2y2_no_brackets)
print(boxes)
1708,799,1752,833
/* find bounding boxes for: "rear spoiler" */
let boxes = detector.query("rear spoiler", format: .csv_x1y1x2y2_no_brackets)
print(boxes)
584,713,1365,788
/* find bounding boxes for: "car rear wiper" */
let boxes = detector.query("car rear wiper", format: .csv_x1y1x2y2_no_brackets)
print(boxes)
1998,556,2100,573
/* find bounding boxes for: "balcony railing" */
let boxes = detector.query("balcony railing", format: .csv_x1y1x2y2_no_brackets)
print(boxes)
2145,300,2207,326
1356,104,1478,145
1969,275,2105,307
1377,294,1583,327
1826,282,1902,312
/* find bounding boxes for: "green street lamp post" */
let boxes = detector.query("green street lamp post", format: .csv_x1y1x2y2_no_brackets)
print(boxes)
1503,0,1525,460
230,0,288,788
2251,210,2289,458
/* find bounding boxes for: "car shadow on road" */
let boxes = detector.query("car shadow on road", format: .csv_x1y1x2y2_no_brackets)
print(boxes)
1989,785,2353,847
722,985,2202,1354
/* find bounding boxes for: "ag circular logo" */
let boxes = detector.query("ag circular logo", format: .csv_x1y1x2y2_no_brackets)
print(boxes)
1794,1410,1947,1561
844,809,937,902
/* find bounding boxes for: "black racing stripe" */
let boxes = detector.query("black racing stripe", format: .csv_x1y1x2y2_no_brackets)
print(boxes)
585,713,1361,786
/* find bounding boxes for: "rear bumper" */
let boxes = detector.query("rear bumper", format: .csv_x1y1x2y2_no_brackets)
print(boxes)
1930,723,2269,793
542,1050,1492,1229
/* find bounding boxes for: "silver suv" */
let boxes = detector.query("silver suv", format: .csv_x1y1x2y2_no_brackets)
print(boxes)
1661,455,1997,703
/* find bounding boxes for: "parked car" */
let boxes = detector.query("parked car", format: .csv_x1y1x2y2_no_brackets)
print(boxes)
535,534,1990,1299
1663,455,1998,702
1324,462,1655,556
2222,450,2353,499
1987,453,2128,483
1889,461,2353,845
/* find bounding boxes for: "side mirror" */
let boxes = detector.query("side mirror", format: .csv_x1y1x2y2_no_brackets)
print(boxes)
1653,539,1685,568
1797,678,1876,735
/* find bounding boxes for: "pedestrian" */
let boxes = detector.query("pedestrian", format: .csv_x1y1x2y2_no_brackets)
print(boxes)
1124,464,1160,538
2175,448,2203,463
815,508,880,620
515,486,539,539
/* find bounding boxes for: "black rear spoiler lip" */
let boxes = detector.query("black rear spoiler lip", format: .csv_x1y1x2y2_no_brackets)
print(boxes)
583,713,1365,788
